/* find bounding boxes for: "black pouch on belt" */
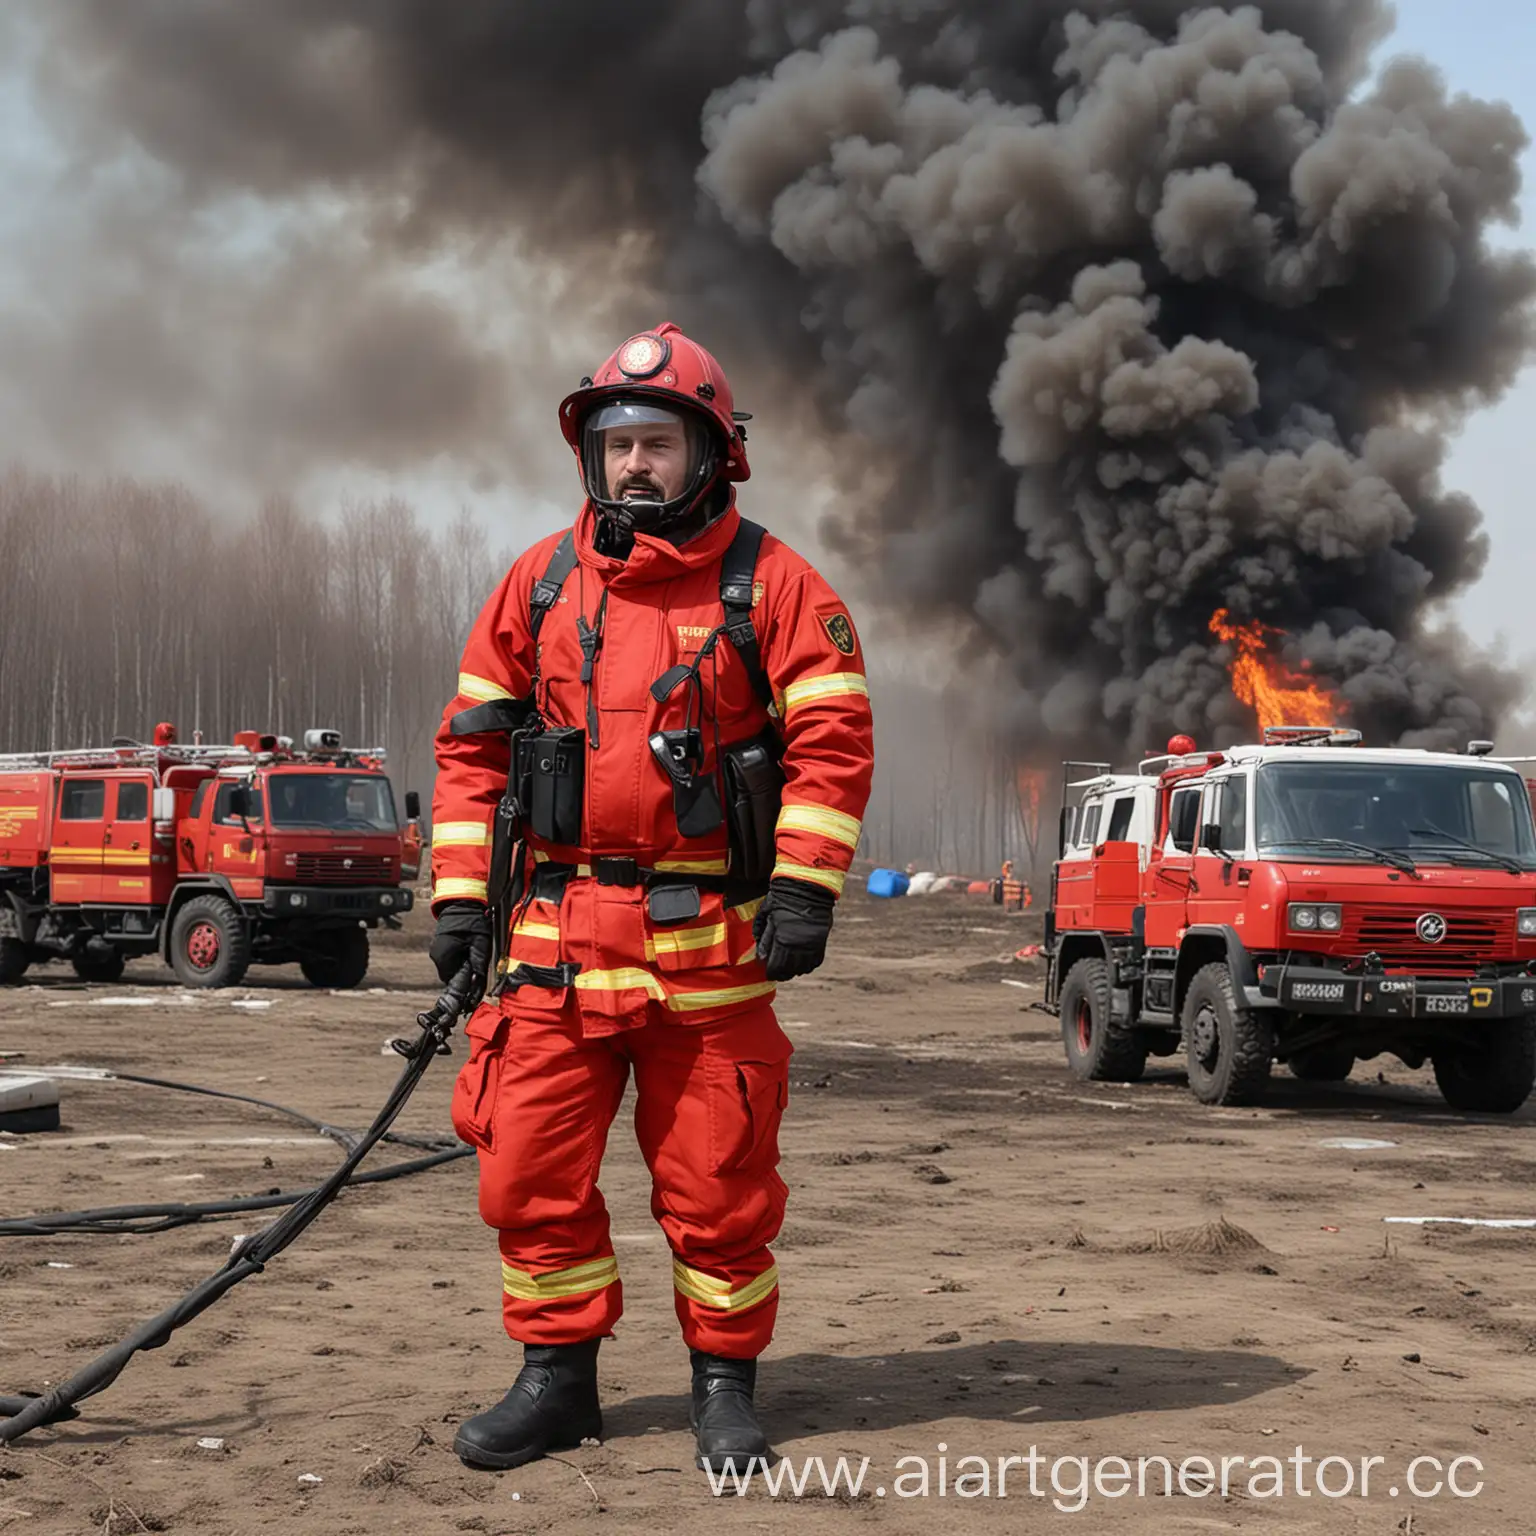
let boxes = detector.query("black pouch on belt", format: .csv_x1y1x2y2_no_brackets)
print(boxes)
720,727,785,886
527,727,585,845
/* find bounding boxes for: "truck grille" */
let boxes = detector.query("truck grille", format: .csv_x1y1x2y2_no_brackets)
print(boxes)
1341,905,1513,975
294,853,393,884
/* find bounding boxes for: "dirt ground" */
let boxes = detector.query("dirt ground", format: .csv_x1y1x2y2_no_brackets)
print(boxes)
2,885,1535,1534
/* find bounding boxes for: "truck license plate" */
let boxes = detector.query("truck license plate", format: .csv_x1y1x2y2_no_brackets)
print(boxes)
1422,994,1470,1015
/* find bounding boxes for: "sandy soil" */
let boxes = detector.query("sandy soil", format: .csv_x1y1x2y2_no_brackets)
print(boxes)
2,886,1534,1534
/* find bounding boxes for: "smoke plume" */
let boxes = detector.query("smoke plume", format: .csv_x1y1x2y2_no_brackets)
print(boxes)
16,0,1536,753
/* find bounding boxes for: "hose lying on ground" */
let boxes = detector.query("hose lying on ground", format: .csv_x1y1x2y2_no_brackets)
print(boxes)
0,1145,470,1236
0,1066,468,1236
0,972,475,1445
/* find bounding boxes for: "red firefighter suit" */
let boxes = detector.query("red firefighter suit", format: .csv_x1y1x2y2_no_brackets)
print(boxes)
432,370,874,1362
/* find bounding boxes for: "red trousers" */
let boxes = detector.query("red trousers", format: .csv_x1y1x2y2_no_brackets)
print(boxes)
450,991,792,1357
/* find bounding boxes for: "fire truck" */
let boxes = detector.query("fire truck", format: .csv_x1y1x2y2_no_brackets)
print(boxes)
0,726,417,990
1045,725,1536,1113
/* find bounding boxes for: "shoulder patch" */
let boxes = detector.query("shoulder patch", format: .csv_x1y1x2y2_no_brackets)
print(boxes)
822,612,856,656
752,579,765,609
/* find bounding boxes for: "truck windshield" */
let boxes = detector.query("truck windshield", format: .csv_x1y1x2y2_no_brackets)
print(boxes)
265,773,398,832
1255,761,1536,869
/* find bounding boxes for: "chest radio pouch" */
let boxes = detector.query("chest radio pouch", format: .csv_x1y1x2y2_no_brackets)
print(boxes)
525,726,585,846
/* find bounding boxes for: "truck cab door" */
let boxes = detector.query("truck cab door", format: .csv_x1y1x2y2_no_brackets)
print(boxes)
1144,783,1201,947
51,775,107,902
1188,774,1251,934
101,774,155,905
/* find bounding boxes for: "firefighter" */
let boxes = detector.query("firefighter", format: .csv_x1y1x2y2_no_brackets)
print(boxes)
429,323,875,1474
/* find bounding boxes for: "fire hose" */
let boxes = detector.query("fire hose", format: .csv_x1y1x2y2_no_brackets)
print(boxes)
0,966,477,1445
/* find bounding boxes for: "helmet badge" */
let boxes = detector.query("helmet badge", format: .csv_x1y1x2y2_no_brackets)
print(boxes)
616,332,671,380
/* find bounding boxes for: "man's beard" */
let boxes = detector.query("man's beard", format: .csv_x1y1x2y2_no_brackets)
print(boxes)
617,477,664,502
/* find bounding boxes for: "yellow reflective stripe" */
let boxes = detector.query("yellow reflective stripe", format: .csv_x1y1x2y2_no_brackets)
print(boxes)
666,980,776,1013
433,820,490,847
574,967,667,1001
458,671,514,704
777,803,862,849
780,671,869,714
513,921,561,943
771,861,846,896
653,856,729,875
649,922,726,956
502,1255,619,1302
730,897,765,923
434,877,488,902
672,1259,779,1312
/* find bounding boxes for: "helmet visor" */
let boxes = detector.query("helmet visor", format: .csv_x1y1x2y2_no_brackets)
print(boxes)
580,399,713,514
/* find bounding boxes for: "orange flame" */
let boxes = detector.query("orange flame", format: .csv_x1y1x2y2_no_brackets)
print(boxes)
1015,768,1043,838
1208,609,1342,732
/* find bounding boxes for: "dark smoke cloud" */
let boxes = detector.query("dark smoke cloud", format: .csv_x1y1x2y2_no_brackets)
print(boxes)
19,0,1536,752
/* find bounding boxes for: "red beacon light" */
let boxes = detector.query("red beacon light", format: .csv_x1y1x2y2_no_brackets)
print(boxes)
1167,733,1198,757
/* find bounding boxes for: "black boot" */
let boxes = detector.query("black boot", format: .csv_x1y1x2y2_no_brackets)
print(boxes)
454,1340,603,1470
690,1350,775,1473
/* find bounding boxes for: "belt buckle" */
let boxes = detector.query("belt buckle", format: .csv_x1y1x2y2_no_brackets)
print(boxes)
596,856,640,887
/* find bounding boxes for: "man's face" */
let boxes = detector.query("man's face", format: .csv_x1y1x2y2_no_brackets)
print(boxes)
602,419,691,504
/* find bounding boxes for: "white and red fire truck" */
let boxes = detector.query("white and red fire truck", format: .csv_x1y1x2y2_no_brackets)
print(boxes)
1046,725,1536,1112
0,726,419,989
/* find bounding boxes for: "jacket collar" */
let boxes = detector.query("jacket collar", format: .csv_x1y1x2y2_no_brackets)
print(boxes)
574,497,741,587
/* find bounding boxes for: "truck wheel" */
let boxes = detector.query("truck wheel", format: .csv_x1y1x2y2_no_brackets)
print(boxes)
1060,957,1147,1082
1432,1018,1536,1114
1183,962,1273,1106
72,950,126,985
1288,1046,1354,1083
299,926,370,990
0,938,28,985
170,896,252,989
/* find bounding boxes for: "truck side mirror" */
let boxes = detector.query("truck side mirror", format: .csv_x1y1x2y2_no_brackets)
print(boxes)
1058,805,1076,855
152,787,176,823
405,790,421,821
1200,822,1223,853
228,785,253,820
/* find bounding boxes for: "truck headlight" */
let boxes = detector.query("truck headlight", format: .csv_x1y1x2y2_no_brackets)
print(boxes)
380,893,394,908
1289,903,1342,933
1518,908,1536,937
289,892,306,908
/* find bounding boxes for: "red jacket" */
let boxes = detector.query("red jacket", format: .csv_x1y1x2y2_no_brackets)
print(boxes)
431,502,874,1027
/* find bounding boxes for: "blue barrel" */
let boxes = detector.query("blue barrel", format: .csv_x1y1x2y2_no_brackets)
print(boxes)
866,867,910,899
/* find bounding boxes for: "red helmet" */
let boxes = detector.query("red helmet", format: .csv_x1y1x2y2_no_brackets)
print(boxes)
559,322,750,533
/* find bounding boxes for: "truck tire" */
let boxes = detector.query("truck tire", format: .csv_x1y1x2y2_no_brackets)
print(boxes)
1183,961,1273,1106
1432,1018,1536,1114
72,949,126,985
0,938,27,985
299,926,370,990
1288,1046,1354,1083
1060,957,1147,1082
169,895,252,989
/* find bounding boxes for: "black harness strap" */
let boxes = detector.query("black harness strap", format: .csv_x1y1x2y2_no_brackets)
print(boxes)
718,517,773,711
529,531,577,643
526,519,771,709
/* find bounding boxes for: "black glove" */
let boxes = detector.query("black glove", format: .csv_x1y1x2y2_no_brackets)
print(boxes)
753,876,836,981
429,900,493,1008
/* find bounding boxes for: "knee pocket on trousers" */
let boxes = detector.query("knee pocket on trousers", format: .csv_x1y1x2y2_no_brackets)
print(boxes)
451,1004,509,1151
706,1052,789,1177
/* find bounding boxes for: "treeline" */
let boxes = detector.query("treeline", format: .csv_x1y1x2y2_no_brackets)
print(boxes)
0,471,513,804
0,471,1052,883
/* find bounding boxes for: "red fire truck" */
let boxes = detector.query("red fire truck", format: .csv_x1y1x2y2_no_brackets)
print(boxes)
0,727,417,990
1046,725,1536,1112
